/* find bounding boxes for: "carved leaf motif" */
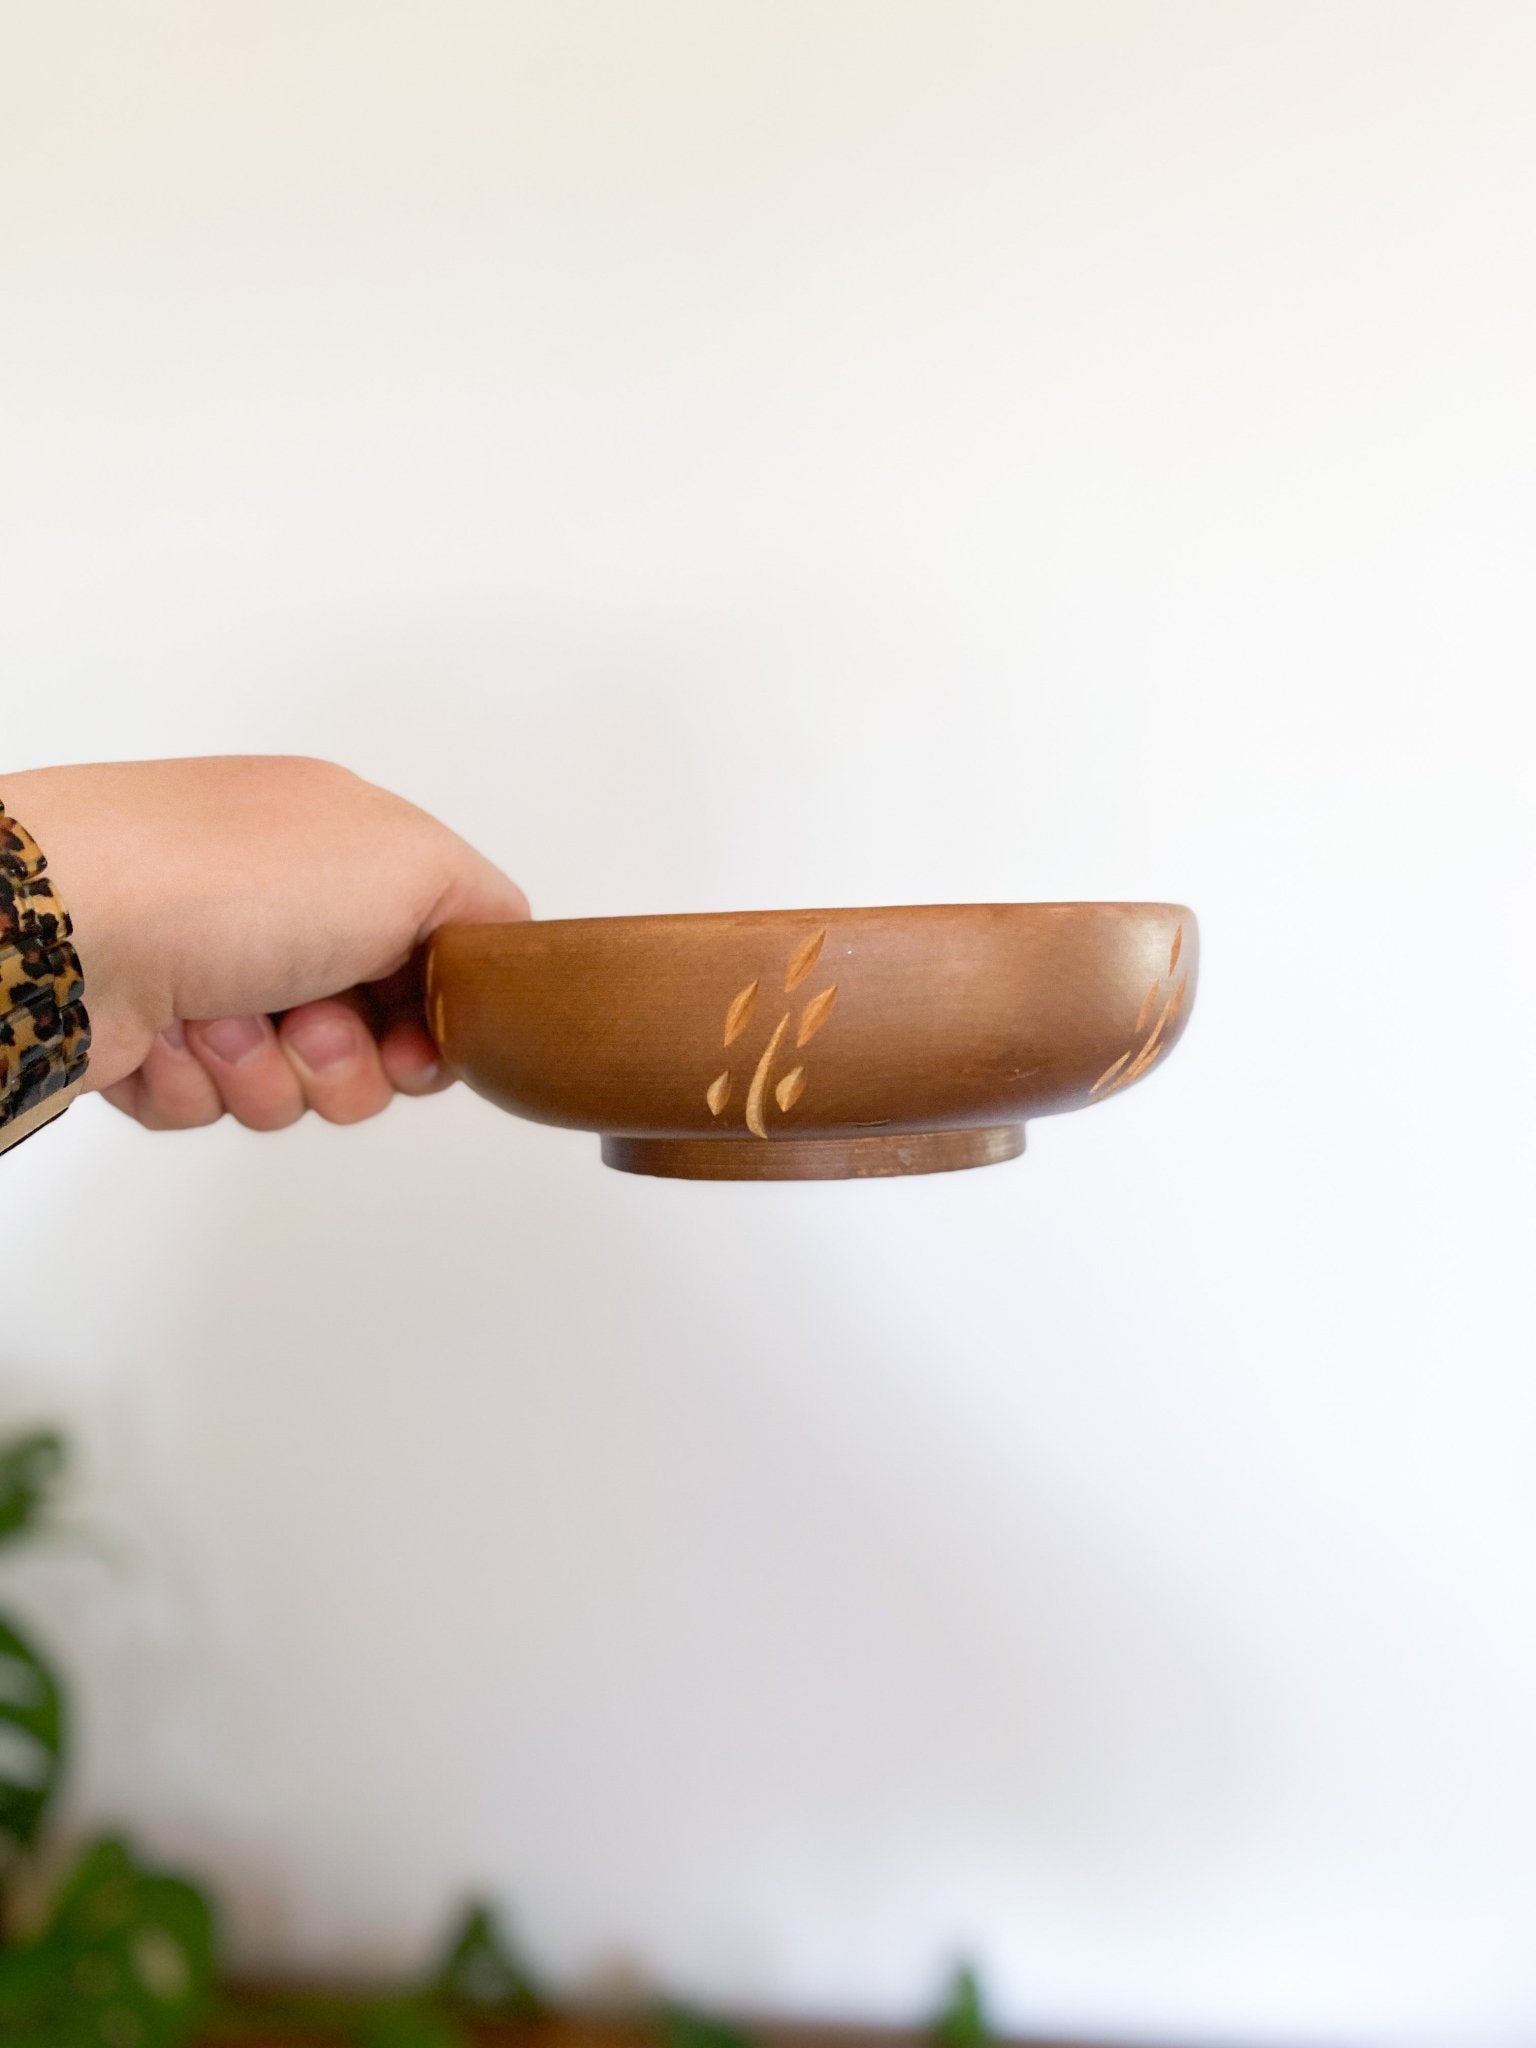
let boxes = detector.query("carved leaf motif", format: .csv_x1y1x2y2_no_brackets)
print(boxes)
1155,973,1189,1048
745,1013,792,1138
1130,1003,1174,1073
1169,924,1183,975
796,985,838,1047
1096,1042,1166,1101
1134,978,1160,1035
1094,973,1190,1102
706,1071,732,1116
775,1065,806,1113
1090,1050,1132,1097
784,928,826,992
723,979,759,1046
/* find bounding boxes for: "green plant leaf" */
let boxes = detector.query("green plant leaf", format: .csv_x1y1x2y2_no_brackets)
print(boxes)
357,2006,466,2048
931,1964,988,2048
200,1986,465,2044
656,2004,756,2048
0,1616,64,1873
0,1832,217,2047
433,1900,546,2015
0,1434,65,1548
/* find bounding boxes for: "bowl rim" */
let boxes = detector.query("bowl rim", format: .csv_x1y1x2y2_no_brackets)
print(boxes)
435,899,1196,938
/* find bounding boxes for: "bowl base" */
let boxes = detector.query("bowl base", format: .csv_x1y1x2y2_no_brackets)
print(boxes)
601,1125,1024,1182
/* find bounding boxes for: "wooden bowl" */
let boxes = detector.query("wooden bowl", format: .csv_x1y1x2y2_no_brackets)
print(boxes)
423,903,1197,1181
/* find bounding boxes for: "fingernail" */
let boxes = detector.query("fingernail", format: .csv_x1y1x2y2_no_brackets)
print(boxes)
285,1014,358,1073
159,1020,187,1052
199,1016,268,1065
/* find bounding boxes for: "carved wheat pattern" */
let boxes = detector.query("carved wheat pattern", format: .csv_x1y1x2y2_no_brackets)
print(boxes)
723,979,759,1045
775,1065,807,1113
708,928,838,1137
1090,922,1188,1103
744,1012,793,1137
796,984,837,1046
785,928,825,991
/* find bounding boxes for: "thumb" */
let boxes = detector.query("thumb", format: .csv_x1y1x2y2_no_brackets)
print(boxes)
361,847,530,1050
417,844,532,941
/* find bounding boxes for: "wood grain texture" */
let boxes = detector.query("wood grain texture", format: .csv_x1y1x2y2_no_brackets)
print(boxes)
424,902,1198,1181
604,1125,1025,1181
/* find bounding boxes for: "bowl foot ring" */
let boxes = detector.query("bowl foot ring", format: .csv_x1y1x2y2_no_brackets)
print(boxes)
602,1125,1024,1182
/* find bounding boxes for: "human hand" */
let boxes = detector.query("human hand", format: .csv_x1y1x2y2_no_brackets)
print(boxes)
2,756,529,1131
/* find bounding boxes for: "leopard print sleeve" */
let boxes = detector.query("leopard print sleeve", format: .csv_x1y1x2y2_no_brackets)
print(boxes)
0,802,92,1156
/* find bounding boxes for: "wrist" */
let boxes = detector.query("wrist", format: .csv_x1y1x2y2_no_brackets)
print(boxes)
1,791,93,1146
1,768,170,1086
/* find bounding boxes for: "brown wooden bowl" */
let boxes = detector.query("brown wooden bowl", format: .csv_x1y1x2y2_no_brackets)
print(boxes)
423,903,1198,1180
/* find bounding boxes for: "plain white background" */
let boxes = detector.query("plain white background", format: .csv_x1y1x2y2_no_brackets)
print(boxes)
3,5,1534,2042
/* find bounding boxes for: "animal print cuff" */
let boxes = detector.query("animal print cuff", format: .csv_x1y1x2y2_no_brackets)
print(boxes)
0,803,92,1156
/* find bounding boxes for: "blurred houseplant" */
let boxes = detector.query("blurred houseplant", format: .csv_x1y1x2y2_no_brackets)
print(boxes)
0,1428,215,2045
0,1429,544,2046
0,1429,990,2048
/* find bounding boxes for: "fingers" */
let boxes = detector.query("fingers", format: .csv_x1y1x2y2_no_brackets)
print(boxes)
357,951,456,1097
182,1000,395,1128
99,1074,155,1124
100,990,458,1132
378,1013,454,1096
276,996,394,1124
97,1026,230,1129
131,1023,228,1129
184,1014,307,1130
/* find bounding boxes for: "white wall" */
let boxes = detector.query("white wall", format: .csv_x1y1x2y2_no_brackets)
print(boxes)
3,4,1534,2041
